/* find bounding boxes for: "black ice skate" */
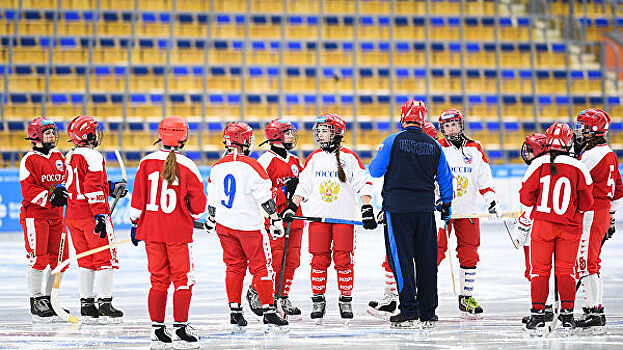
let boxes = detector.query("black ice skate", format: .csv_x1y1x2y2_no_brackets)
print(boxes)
263,306,289,333
172,322,200,349
98,297,123,323
522,304,553,324
367,292,398,320
80,297,100,324
40,295,69,321
339,295,353,324
230,303,248,333
420,315,438,329
389,312,418,328
524,309,546,336
558,309,575,330
245,286,263,317
276,296,302,320
459,295,483,319
310,294,326,325
150,322,173,350
576,306,605,334
30,296,54,322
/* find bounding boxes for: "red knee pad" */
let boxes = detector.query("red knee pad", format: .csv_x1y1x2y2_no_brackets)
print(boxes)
333,251,353,270
311,252,331,270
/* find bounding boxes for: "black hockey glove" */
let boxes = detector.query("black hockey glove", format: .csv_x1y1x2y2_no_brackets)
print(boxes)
204,217,216,236
284,177,299,201
130,222,141,246
361,204,377,230
280,201,298,223
605,212,616,240
436,202,452,223
488,200,502,219
94,214,107,239
49,184,68,207
376,211,385,225
108,180,128,198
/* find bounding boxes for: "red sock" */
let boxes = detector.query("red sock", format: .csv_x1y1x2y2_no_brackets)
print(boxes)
253,276,274,305
225,273,244,304
148,288,167,323
557,274,576,310
311,268,327,295
276,269,295,297
523,246,531,281
173,288,192,323
530,275,549,310
437,228,447,266
337,268,354,296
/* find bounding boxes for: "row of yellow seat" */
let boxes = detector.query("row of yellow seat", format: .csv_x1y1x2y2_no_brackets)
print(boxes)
2,73,605,96
1,46,571,68
3,101,621,121
1,0,499,16
0,19,534,42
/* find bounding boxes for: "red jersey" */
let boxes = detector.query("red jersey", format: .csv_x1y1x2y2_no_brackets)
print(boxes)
65,147,110,219
19,150,65,220
578,144,623,210
520,153,594,227
257,149,304,229
130,150,207,243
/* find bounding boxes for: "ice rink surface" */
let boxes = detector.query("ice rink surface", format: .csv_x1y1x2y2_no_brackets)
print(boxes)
1,222,623,349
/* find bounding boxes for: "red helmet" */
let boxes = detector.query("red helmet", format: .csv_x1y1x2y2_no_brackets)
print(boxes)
545,122,573,152
223,122,254,149
521,133,547,164
67,115,102,147
263,118,298,150
438,108,465,142
400,100,428,127
422,120,438,139
314,113,346,151
26,116,58,148
575,108,610,137
158,116,189,148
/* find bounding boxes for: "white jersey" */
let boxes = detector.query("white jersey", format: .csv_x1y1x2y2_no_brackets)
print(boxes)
207,153,272,231
439,138,496,215
295,147,373,220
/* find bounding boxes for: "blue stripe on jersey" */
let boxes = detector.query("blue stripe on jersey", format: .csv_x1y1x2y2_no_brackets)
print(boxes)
385,212,404,293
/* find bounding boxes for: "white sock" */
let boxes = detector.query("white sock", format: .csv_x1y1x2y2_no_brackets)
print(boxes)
582,273,603,308
79,267,95,298
96,269,114,299
27,267,44,297
43,268,54,296
460,267,476,296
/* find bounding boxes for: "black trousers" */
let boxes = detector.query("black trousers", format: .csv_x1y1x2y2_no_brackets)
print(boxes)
383,211,438,320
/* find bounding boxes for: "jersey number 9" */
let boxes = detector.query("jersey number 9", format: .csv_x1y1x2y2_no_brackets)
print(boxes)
221,174,236,209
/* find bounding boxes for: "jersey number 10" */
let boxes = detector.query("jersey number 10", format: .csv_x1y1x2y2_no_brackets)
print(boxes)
536,175,571,215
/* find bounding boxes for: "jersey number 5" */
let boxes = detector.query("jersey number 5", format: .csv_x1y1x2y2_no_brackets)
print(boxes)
536,175,571,215
146,171,177,214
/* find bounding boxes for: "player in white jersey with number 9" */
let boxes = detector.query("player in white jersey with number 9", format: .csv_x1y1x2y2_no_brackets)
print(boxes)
205,122,289,333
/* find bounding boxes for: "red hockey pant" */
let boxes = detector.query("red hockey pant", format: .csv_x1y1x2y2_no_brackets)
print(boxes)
437,218,480,268
216,224,274,305
145,241,195,323
530,220,581,310
308,222,354,296
576,208,610,276
66,217,118,270
270,226,303,297
21,217,69,271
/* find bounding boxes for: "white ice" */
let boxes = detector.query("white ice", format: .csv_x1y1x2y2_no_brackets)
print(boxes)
1,222,623,349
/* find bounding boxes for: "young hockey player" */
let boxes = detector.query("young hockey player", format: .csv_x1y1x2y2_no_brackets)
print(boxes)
205,122,289,332
367,120,439,320
518,122,594,334
573,109,623,331
247,119,304,319
437,108,501,318
130,116,206,348
20,117,69,322
282,113,377,324
65,115,127,323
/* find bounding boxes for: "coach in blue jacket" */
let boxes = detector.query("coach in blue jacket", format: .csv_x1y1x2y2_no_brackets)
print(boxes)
368,100,453,328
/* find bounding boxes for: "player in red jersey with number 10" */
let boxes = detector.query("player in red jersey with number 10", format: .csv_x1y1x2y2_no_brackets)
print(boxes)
130,116,206,349
518,122,594,334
